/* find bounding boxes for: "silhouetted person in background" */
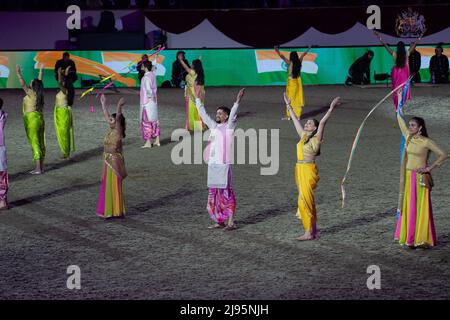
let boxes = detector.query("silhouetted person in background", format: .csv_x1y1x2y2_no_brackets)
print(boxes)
54,52,77,106
409,47,422,83
429,45,449,84
97,11,117,32
345,50,374,85
171,51,189,88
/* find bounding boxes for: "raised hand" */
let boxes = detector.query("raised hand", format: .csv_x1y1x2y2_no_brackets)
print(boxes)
236,88,245,103
117,97,125,107
16,65,22,75
330,97,341,110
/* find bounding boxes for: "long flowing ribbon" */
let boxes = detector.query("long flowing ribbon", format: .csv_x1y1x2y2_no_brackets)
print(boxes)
340,77,413,208
79,45,165,100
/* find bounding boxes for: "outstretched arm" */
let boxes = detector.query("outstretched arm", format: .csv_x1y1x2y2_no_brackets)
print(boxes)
374,31,394,56
115,97,125,136
228,88,245,125
408,34,423,55
194,84,216,128
275,46,290,64
178,56,192,73
100,94,111,123
396,90,409,137
284,92,304,138
38,63,44,81
15,65,28,93
316,97,340,142
299,45,312,61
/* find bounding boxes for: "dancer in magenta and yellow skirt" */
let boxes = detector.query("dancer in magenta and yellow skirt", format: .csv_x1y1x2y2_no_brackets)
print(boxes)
284,93,340,240
97,94,127,218
275,45,311,120
394,91,447,247
375,31,422,109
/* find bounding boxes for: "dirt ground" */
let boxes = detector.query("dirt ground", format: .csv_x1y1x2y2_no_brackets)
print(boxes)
0,84,449,300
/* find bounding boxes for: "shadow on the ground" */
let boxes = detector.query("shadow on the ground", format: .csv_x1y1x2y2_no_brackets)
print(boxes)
9,181,100,209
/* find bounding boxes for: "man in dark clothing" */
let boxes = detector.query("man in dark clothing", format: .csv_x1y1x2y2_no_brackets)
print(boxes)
171,51,189,88
345,50,374,85
409,47,421,83
429,46,449,84
54,52,78,106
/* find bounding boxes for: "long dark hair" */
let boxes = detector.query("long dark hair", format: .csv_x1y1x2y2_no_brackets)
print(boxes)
192,59,204,85
31,79,44,111
395,41,406,68
111,113,126,138
410,116,428,137
290,51,301,79
305,118,321,156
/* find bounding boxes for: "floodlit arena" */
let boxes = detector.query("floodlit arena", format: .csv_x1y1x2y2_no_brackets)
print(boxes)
0,0,449,305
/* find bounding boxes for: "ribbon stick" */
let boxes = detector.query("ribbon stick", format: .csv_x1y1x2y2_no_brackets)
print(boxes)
79,87,94,100
95,81,115,98
340,77,413,208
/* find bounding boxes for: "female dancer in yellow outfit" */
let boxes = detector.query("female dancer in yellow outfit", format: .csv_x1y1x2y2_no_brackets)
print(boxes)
276,45,311,120
394,91,447,247
178,55,205,132
16,64,46,174
284,93,340,240
55,66,75,159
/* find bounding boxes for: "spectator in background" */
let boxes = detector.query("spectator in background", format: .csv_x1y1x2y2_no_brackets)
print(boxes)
171,51,189,88
54,52,78,107
97,11,117,32
429,45,449,84
345,50,374,85
409,46,422,83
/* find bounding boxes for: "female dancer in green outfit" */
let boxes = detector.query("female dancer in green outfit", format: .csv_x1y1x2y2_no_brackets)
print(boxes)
16,64,46,174
55,66,75,159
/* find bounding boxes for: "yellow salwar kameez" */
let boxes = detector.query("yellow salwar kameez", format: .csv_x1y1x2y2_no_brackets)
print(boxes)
395,114,447,247
185,69,205,132
285,63,305,120
54,90,75,158
22,90,45,161
295,132,320,237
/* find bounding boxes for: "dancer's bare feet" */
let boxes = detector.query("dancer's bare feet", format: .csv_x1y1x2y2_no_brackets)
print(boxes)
0,199,8,210
297,232,314,241
208,223,225,229
224,223,237,231
29,170,44,175
141,140,152,148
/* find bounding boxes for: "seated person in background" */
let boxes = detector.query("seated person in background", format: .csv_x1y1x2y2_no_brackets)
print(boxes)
54,52,77,106
171,51,189,88
345,50,374,85
409,47,422,83
429,45,449,84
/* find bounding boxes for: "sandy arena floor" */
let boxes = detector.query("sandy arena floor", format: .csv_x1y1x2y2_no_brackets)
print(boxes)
0,84,449,299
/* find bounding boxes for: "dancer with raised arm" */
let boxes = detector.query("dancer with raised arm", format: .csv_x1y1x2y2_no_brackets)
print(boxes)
178,55,205,131
97,94,127,219
194,85,245,230
275,45,311,120
140,60,160,148
285,93,339,240
16,63,46,174
394,90,447,248
54,66,75,159
374,31,422,109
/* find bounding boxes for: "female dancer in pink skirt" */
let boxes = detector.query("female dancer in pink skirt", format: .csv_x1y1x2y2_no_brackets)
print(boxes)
374,31,422,109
